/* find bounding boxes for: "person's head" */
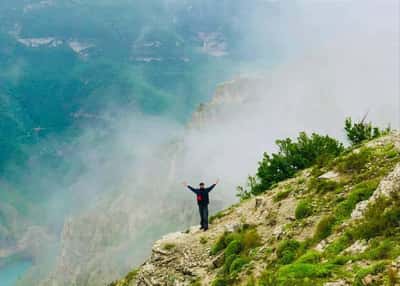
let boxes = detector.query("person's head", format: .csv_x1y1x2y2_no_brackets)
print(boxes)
199,182,205,189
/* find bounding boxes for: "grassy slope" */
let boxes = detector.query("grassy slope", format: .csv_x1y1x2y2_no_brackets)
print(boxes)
110,133,400,286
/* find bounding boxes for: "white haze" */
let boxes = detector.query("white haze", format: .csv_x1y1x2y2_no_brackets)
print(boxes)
14,0,400,284
180,0,400,202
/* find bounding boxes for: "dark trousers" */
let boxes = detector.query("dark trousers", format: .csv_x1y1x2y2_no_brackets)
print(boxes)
198,204,209,229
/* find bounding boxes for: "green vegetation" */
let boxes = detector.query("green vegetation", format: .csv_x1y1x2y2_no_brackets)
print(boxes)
212,277,228,286
363,239,393,260
211,125,399,286
273,188,292,202
295,200,313,219
314,215,336,241
258,263,335,286
254,132,344,194
345,117,390,146
308,178,341,194
278,262,333,279
334,179,379,220
238,132,344,199
211,226,261,284
162,243,176,251
228,120,398,285
237,118,396,201
353,262,386,285
336,147,372,175
351,193,400,240
190,279,202,286
296,250,321,264
276,239,301,265
324,234,352,256
108,268,139,286
114,119,400,286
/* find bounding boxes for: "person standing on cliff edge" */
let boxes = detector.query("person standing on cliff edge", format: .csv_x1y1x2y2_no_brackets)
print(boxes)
182,179,219,231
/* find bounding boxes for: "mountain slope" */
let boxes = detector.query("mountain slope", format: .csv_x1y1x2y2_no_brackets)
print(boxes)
111,133,400,286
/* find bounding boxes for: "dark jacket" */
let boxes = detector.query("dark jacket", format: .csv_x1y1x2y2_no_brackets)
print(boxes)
187,184,216,205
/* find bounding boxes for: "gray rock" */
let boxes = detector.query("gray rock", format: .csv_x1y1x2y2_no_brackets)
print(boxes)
319,171,339,180
342,240,368,255
351,163,400,219
255,198,263,209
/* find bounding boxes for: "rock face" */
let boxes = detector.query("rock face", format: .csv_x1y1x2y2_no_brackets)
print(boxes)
111,134,400,286
351,141,400,220
187,76,266,130
122,189,303,286
0,201,55,267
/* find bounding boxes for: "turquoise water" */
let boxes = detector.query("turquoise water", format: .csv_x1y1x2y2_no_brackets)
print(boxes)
0,260,32,286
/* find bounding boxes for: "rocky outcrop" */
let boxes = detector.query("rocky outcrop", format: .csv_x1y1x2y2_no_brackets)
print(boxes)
351,163,400,219
187,76,266,130
112,134,400,286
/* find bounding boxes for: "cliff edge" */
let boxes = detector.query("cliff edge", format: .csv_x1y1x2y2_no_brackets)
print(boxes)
111,133,400,286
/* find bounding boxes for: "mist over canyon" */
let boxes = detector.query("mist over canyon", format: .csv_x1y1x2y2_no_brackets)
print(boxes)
0,1,398,285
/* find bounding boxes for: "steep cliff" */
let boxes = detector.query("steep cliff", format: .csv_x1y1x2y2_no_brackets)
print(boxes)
38,77,258,286
111,133,400,286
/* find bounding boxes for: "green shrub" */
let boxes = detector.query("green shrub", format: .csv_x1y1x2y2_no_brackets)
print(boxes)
277,239,301,264
190,279,201,286
258,271,279,286
334,179,379,220
344,117,390,146
229,256,249,274
308,178,340,194
296,250,321,264
386,148,399,159
337,148,372,174
212,227,261,281
242,229,261,251
245,276,256,286
252,132,344,195
329,255,352,265
314,215,336,241
352,194,400,239
274,189,291,202
212,276,228,286
211,232,228,255
162,243,175,251
225,240,242,257
279,250,297,265
324,234,352,255
295,200,313,219
236,176,257,201
277,263,334,279
223,254,238,274
364,239,393,260
224,232,242,246
354,262,386,286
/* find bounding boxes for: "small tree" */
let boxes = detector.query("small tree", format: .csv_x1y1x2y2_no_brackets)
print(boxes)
252,132,344,195
236,176,257,201
344,117,390,146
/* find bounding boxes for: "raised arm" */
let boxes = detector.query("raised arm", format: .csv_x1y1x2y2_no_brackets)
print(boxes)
206,184,216,192
187,185,198,192
182,181,198,193
206,179,219,192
